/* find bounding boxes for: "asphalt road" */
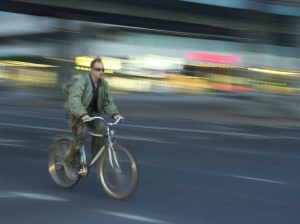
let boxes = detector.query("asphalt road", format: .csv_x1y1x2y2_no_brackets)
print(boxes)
0,93,300,224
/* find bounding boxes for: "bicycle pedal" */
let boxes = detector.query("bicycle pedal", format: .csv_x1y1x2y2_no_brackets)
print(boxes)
79,165,89,178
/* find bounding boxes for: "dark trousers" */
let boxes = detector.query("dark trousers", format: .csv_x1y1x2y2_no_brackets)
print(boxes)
65,110,107,158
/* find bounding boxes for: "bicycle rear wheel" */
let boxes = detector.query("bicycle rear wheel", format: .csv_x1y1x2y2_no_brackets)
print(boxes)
48,138,82,188
97,144,139,200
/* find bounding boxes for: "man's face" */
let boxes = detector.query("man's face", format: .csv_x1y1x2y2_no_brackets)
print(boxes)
91,61,104,79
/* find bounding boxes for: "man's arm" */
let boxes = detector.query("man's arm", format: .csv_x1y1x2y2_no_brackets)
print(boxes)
68,77,88,118
103,80,120,118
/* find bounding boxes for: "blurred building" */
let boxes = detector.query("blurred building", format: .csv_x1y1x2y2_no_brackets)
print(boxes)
0,0,299,98
1,0,299,65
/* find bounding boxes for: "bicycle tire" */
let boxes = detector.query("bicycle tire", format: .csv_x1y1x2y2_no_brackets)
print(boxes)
48,138,82,188
97,144,139,200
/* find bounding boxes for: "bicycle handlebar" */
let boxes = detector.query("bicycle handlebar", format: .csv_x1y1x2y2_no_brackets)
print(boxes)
85,116,122,126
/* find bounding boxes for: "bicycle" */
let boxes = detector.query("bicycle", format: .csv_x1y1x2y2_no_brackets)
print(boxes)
48,116,139,200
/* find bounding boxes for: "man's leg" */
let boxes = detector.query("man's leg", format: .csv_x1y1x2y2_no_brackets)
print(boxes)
91,119,107,158
67,113,88,157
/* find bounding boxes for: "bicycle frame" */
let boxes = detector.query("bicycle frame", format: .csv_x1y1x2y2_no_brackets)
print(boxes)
49,115,138,198
81,117,122,174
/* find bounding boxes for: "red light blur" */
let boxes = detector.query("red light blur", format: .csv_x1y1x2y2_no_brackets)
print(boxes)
185,52,241,64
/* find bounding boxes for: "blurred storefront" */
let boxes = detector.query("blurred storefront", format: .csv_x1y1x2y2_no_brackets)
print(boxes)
0,8,299,97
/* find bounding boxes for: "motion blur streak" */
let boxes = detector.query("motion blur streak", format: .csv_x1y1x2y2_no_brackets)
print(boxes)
0,1,300,224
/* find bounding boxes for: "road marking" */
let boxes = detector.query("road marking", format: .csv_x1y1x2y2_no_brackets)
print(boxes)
0,121,253,138
0,110,65,120
118,135,173,144
204,146,274,156
0,123,170,144
225,174,287,185
204,146,300,159
139,163,290,186
122,124,267,138
0,139,24,142
0,122,267,138
99,210,167,224
0,122,70,133
0,139,48,152
1,122,298,140
0,143,24,147
272,135,300,141
205,146,260,154
0,139,36,148
0,191,68,201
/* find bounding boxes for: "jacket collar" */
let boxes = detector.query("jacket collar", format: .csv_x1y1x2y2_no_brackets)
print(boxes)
89,73,101,89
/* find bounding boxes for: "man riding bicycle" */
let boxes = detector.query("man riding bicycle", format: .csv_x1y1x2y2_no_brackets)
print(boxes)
63,57,124,179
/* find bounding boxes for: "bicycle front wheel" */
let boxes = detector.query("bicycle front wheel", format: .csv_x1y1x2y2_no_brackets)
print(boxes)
97,144,139,200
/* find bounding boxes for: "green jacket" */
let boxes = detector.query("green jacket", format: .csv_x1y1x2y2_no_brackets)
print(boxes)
65,74,119,118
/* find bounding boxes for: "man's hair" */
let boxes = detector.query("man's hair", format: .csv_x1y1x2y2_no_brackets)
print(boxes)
90,57,103,68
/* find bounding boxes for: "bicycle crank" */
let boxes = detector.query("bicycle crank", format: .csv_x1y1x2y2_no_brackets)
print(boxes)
78,165,89,178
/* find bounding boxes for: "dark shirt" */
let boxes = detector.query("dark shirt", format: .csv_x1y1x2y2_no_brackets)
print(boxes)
88,74,101,112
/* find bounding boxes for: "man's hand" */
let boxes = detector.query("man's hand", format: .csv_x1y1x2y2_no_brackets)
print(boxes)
113,114,125,122
81,114,92,122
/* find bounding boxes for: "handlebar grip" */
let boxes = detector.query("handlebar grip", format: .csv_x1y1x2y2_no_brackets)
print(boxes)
83,117,94,123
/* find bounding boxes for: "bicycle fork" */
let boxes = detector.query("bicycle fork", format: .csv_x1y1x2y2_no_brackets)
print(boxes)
108,142,122,174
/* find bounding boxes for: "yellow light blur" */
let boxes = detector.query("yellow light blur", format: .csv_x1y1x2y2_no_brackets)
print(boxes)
75,66,113,74
75,56,93,67
248,68,300,76
253,84,299,95
0,60,58,68
249,79,287,86
44,57,74,62
75,56,122,70
210,74,248,85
